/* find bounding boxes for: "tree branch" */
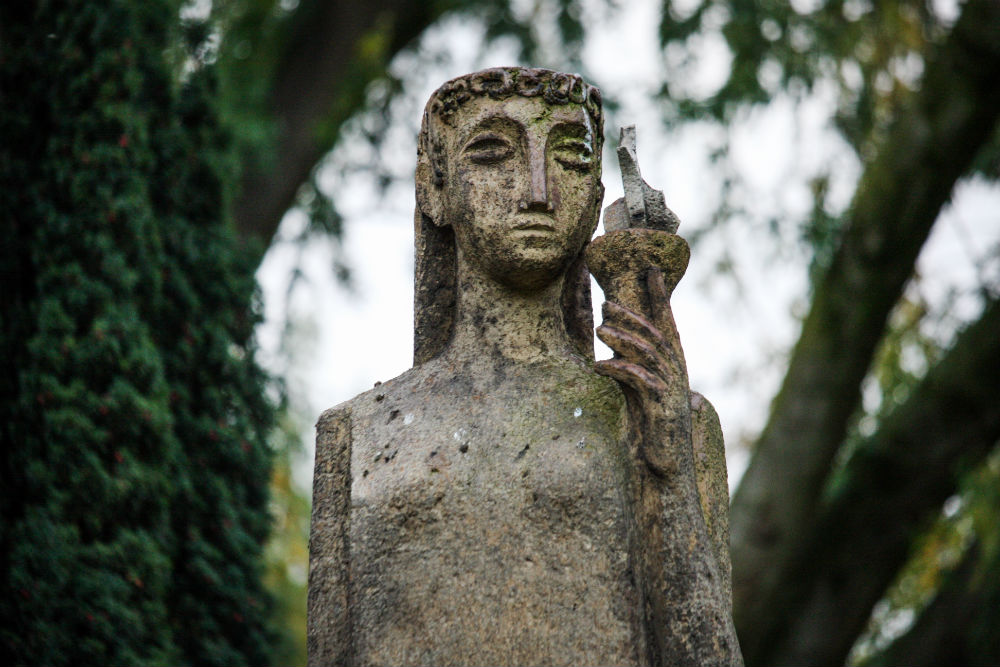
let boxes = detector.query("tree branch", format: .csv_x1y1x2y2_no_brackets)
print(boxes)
729,1,1000,663
763,298,1000,666
231,0,461,252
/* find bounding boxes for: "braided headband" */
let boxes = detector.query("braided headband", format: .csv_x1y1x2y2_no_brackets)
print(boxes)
426,67,603,129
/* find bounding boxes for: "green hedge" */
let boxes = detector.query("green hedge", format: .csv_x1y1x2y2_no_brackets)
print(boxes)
1,2,276,664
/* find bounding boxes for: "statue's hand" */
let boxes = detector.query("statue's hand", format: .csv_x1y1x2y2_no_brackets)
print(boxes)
594,267,692,477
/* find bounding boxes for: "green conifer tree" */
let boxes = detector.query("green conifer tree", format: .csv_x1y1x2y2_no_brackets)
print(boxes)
1,2,276,664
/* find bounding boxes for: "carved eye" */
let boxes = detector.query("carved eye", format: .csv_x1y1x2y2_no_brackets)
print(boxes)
463,134,514,164
553,139,593,172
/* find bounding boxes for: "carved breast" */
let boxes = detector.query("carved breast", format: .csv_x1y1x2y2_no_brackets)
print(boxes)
344,358,644,666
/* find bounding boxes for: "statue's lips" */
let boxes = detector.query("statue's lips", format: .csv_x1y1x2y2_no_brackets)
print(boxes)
512,220,556,232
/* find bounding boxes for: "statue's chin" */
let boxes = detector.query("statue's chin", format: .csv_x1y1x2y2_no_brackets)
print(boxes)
455,226,585,292
475,253,573,292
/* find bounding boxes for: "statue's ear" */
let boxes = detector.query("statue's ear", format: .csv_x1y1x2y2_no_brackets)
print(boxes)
415,158,447,227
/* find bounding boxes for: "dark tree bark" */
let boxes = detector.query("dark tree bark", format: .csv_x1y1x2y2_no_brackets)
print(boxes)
762,298,1000,666
232,0,463,249
730,1,1000,664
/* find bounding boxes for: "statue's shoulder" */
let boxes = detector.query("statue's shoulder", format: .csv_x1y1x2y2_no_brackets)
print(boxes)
316,362,439,435
312,365,429,510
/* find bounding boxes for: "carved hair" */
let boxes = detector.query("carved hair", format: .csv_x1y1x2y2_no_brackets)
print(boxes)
413,67,602,364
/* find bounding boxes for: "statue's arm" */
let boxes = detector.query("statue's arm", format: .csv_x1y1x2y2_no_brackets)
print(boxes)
593,265,743,667
307,406,353,667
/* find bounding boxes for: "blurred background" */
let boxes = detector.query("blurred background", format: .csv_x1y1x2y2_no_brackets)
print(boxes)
3,1,999,665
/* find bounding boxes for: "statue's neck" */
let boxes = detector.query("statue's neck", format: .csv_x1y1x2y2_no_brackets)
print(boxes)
446,261,576,366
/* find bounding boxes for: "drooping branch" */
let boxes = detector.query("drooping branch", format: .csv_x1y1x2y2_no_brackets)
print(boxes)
761,298,1000,666
729,0,1000,663
231,0,463,251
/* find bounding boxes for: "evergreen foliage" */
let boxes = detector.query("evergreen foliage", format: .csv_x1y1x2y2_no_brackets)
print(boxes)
1,2,276,664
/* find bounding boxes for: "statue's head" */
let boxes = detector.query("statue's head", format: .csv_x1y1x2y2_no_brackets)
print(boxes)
413,67,605,363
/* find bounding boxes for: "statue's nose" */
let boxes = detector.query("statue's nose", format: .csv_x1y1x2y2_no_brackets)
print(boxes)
519,146,554,213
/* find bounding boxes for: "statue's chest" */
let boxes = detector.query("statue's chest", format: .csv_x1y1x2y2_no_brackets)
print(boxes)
350,392,631,558
355,395,621,501
345,384,643,665
352,372,624,503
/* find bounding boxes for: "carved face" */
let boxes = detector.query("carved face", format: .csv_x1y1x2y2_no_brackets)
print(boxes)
440,95,602,291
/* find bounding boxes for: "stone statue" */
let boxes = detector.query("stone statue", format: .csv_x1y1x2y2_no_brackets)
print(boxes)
308,67,743,667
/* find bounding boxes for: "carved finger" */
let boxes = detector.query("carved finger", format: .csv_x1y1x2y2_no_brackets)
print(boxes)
596,323,667,378
594,358,668,395
602,298,686,376
601,301,667,350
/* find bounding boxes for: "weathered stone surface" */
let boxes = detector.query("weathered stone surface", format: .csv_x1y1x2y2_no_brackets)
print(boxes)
308,67,742,667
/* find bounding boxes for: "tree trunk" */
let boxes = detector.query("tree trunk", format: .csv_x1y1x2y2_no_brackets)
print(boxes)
729,1,1000,663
